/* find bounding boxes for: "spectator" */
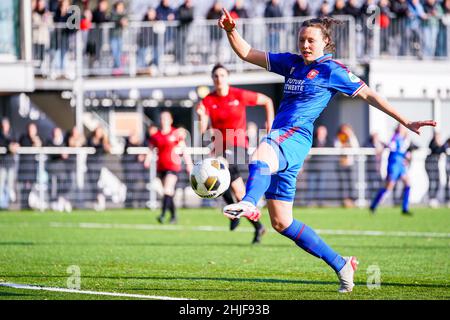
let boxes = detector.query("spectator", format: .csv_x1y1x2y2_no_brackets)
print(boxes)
122,131,146,208
292,0,311,17
408,0,428,58
65,126,86,202
48,0,59,13
264,0,283,52
331,0,350,57
176,0,194,65
230,0,250,19
307,125,332,207
45,127,72,212
51,0,76,78
18,122,42,209
317,0,331,17
110,1,128,74
445,137,450,207
425,131,447,207
156,0,176,56
206,1,224,62
364,132,386,199
80,8,93,32
378,0,394,55
423,0,443,57
360,0,378,58
345,0,362,19
334,124,359,208
89,0,110,69
156,0,175,21
137,7,160,72
0,118,19,209
86,126,111,211
391,0,410,56
80,8,93,71
436,0,450,57
332,0,346,16
32,0,53,67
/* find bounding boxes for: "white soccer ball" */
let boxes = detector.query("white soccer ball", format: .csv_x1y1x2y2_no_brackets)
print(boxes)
190,157,231,199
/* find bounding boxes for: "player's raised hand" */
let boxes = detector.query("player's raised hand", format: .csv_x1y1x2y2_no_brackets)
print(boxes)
405,120,437,135
218,8,236,32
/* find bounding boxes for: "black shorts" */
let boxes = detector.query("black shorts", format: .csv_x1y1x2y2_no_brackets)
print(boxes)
157,170,179,180
222,146,250,183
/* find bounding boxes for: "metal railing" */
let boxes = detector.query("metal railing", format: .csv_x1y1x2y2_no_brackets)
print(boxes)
1,146,449,211
31,15,450,79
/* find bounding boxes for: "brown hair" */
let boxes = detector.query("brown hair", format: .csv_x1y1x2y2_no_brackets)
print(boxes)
211,63,229,76
301,17,342,53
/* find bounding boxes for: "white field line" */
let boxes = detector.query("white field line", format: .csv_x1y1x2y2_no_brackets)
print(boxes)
0,282,193,300
48,222,450,239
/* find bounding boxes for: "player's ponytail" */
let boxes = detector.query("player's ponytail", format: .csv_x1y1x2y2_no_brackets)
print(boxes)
301,17,342,53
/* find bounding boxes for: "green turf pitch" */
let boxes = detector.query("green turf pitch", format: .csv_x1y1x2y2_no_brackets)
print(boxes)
0,207,449,300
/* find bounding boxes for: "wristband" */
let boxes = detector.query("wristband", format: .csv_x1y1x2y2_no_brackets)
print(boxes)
226,28,236,33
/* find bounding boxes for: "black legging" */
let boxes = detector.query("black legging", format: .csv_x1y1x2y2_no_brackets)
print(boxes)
425,155,440,199
337,165,355,200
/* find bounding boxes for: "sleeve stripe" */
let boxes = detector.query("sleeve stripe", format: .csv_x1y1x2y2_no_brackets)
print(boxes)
351,82,366,98
265,52,271,71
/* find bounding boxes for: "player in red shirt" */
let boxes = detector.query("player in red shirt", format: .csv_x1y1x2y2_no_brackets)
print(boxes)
196,64,274,244
147,111,193,224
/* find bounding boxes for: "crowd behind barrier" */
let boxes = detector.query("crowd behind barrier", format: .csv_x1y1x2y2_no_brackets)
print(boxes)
1,121,450,211
31,0,450,78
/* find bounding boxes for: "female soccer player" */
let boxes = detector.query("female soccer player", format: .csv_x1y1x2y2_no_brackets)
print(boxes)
370,125,415,215
147,111,193,224
196,63,274,244
218,11,436,292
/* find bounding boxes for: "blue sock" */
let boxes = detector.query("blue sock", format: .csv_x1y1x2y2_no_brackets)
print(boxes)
370,188,387,210
402,186,410,212
242,160,271,206
281,219,346,272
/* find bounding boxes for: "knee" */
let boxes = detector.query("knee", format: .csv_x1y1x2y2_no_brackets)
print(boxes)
270,217,291,233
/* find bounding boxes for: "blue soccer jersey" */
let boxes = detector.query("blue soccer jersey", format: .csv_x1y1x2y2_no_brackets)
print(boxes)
266,52,366,136
386,133,409,181
262,52,366,201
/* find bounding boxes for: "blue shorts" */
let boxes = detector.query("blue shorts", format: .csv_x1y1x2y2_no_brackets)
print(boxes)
387,163,406,182
261,127,312,202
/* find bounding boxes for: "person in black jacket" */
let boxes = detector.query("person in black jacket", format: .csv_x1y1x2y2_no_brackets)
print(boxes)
87,0,110,68
18,122,42,209
46,127,72,212
425,132,447,207
264,0,283,52
0,118,19,209
293,0,311,17
306,125,332,206
122,131,146,208
176,0,194,65
51,0,76,78
86,126,111,211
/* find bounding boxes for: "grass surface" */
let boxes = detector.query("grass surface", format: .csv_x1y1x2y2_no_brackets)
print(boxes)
0,207,449,300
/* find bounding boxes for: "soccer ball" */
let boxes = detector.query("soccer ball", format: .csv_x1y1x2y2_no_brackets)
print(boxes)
190,157,231,199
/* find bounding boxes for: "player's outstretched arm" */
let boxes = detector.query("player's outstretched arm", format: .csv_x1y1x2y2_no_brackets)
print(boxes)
195,102,209,134
357,86,436,135
218,8,267,69
256,93,274,132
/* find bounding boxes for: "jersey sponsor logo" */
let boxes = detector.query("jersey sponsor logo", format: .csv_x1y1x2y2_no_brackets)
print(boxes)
307,69,319,80
169,134,177,142
228,99,239,107
348,72,361,83
284,78,305,93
